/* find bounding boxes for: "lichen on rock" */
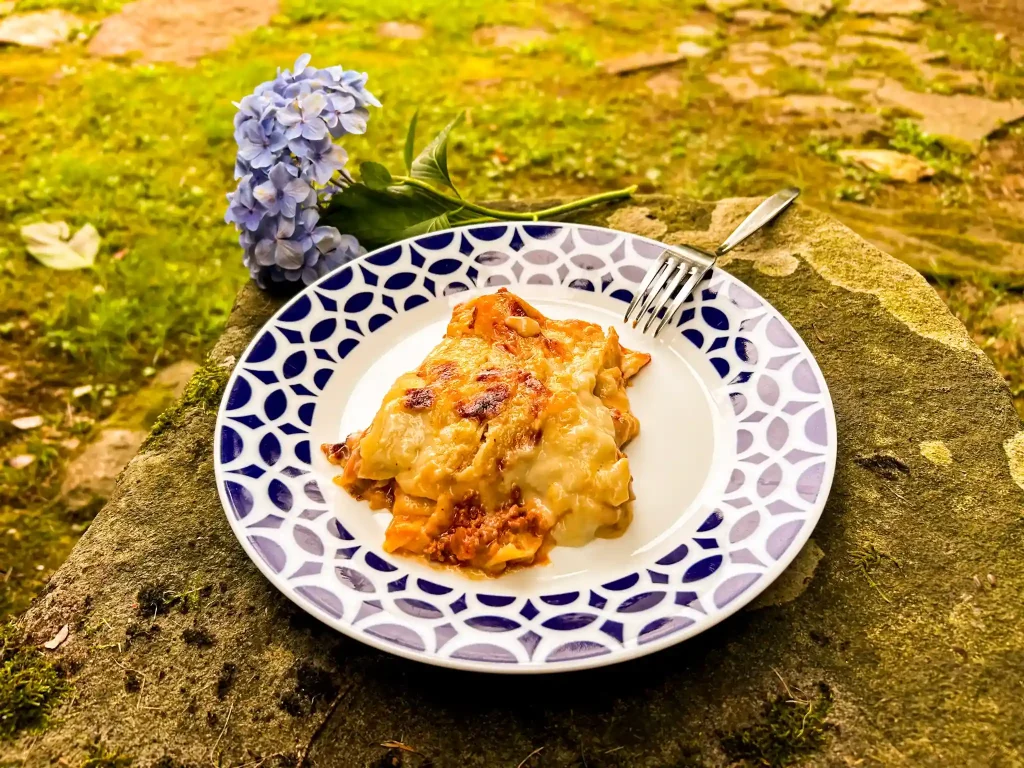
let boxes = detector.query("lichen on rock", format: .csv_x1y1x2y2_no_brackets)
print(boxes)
919,440,953,466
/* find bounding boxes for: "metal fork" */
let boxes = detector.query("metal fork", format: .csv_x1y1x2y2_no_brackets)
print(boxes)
624,187,800,337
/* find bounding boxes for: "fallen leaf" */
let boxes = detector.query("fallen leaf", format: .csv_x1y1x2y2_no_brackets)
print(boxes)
380,741,420,754
43,624,69,651
838,148,935,182
22,221,100,270
8,454,35,469
72,384,94,398
11,415,43,430
112,248,128,261
0,10,82,48
61,438,81,451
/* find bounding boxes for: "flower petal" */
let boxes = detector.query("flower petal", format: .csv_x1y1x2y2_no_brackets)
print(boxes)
275,238,305,269
254,239,276,266
274,216,296,238
300,91,327,117
268,162,293,189
300,119,328,141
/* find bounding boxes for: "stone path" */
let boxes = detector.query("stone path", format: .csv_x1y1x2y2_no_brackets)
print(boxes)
577,0,1024,284
87,0,278,64
0,10,81,48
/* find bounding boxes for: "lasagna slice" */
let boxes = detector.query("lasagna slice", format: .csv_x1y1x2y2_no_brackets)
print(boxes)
322,289,650,574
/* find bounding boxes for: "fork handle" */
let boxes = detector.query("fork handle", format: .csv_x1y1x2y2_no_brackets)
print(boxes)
715,187,800,257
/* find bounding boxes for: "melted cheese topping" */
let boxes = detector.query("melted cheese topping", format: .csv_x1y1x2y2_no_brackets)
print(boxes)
322,289,650,574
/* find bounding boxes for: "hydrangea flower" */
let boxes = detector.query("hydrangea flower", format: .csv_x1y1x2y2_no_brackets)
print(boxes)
224,175,265,232
225,54,379,287
253,163,310,219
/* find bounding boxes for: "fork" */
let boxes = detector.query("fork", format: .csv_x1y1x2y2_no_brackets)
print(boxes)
623,187,800,337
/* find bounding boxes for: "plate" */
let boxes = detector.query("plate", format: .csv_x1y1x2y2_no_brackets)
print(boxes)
214,222,836,673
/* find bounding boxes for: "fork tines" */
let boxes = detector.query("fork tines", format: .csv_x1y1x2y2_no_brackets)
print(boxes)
623,245,715,337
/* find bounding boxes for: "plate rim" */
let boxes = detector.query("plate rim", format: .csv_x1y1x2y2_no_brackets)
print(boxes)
214,220,838,674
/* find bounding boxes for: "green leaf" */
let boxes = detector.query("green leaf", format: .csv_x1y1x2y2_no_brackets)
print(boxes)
360,161,393,191
397,209,464,239
320,184,485,250
321,183,459,251
21,221,100,270
403,109,419,174
410,112,465,196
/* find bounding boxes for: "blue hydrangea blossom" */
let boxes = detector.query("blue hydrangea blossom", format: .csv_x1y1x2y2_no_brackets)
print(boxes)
225,54,378,286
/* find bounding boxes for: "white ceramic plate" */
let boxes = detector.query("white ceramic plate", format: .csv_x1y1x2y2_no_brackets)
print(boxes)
214,222,836,673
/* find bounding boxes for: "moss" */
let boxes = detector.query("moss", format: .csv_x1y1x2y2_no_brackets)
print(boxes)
295,661,338,702
82,740,134,768
720,683,834,767
124,621,160,649
181,627,215,648
278,662,338,717
0,623,69,741
851,545,899,573
124,670,142,694
150,758,200,768
215,662,237,700
144,358,229,446
135,582,179,617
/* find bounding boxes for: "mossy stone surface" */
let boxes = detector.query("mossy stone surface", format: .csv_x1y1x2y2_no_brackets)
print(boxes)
3,197,1024,767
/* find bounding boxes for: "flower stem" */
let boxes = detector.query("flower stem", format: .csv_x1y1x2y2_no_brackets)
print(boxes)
391,176,637,222
532,185,638,219
392,176,540,220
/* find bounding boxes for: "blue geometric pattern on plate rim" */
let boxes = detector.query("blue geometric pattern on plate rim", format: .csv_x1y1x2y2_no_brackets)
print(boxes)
214,222,837,673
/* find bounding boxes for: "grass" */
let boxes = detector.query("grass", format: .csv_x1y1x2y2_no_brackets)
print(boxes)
889,119,971,179
0,0,1022,623
939,279,1024,419
13,0,125,12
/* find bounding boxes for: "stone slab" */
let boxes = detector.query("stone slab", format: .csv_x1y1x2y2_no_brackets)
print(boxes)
4,197,1024,767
